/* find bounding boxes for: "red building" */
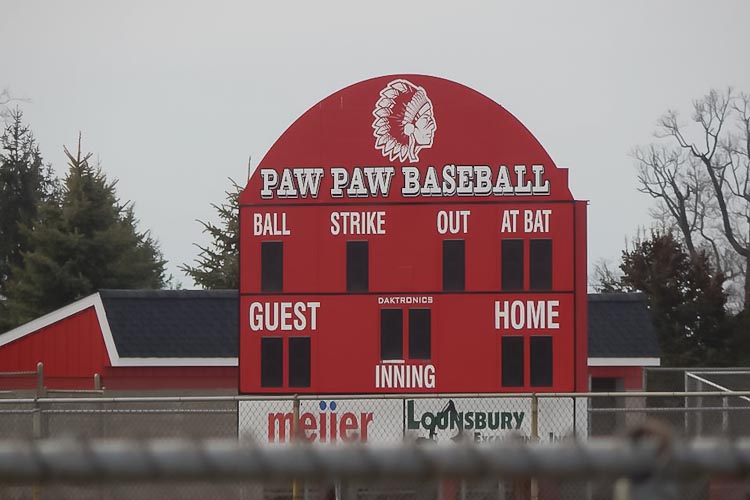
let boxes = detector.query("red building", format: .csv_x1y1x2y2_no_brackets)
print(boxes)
239,75,588,394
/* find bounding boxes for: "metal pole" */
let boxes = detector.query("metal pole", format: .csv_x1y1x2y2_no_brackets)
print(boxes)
4,438,750,483
292,396,300,500
684,371,689,435
33,362,44,500
2,389,750,405
530,394,539,500
35,362,45,398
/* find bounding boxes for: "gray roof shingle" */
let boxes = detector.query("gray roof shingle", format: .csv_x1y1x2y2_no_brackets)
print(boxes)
99,289,238,357
588,292,660,358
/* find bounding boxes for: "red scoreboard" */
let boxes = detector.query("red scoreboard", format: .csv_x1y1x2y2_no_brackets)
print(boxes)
239,75,587,394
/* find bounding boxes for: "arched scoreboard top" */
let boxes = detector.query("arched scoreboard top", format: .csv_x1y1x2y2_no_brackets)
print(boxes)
241,74,573,204
239,75,588,400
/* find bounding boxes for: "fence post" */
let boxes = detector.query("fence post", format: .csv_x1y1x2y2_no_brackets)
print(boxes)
530,393,539,500
684,371,689,435
32,362,45,500
33,362,45,437
35,362,45,398
292,396,301,500
696,395,703,436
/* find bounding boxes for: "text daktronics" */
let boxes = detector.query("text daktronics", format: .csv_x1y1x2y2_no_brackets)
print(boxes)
259,165,551,199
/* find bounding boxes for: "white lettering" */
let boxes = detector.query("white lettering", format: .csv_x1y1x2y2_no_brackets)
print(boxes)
293,302,307,330
375,362,436,389
330,168,349,198
253,213,290,236
293,168,324,198
399,164,550,198
280,303,292,331
532,165,550,195
401,167,420,197
377,296,434,305
474,165,493,196
493,165,514,195
259,165,551,199
421,166,442,196
330,211,386,235
514,165,533,195
494,300,560,330
436,210,470,234
548,300,559,329
500,209,519,233
456,166,474,196
260,168,323,199
364,167,395,197
249,302,320,332
523,209,552,233
260,169,279,199
347,168,368,197
249,302,263,331
277,169,297,198
442,164,457,195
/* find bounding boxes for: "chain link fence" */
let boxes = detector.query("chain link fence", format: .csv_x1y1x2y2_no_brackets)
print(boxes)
0,392,749,499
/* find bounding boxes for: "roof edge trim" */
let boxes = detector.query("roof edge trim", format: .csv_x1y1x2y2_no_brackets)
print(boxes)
588,357,661,367
93,294,122,366
113,357,238,367
0,293,106,351
0,293,125,366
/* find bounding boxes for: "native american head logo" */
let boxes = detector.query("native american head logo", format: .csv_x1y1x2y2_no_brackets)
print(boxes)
372,79,437,162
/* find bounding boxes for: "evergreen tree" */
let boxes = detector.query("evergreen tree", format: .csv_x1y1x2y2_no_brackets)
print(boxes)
2,136,166,327
0,110,57,300
599,232,733,366
180,179,240,289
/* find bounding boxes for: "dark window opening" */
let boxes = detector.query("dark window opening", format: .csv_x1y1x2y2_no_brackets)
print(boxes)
380,309,403,360
260,337,283,387
502,336,524,387
591,378,622,436
261,241,283,292
530,336,553,387
347,241,369,292
408,309,431,359
289,337,311,388
530,239,553,290
501,240,524,290
443,240,465,291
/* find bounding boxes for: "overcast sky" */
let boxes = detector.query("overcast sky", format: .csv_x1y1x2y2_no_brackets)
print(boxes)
2,1,749,288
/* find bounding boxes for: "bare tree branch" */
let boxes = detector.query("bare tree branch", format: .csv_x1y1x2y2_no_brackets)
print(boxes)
636,88,750,309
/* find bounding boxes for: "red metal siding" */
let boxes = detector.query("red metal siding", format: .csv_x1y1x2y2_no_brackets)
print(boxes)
0,307,109,390
101,367,237,390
